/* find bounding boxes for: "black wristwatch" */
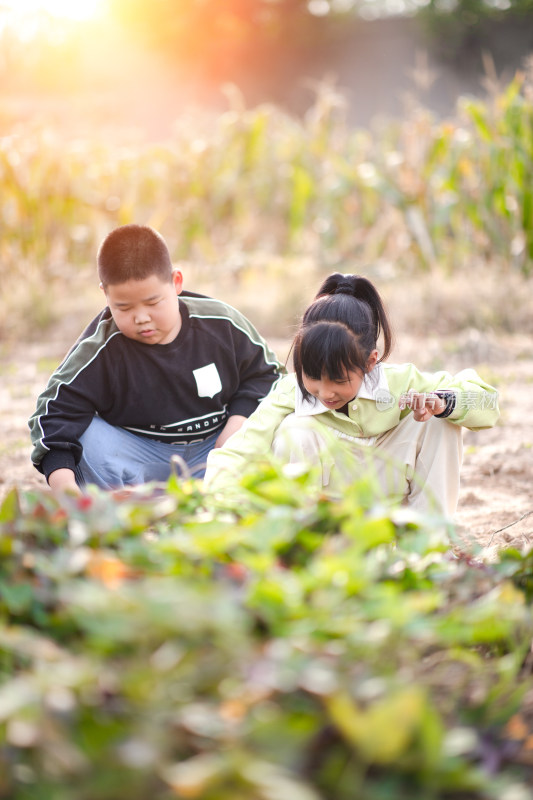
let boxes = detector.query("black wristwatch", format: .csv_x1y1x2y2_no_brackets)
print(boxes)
434,390,456,419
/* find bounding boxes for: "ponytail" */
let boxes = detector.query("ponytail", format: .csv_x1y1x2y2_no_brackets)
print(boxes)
308,273,392,362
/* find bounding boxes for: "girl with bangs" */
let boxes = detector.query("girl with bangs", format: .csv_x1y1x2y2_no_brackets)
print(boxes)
205,273,499,520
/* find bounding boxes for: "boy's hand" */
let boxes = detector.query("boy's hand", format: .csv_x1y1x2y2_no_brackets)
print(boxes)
215,415,247,448
398,391,446,422
47,468,81,494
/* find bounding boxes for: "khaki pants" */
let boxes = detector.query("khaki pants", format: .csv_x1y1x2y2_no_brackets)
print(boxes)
272,413,463,518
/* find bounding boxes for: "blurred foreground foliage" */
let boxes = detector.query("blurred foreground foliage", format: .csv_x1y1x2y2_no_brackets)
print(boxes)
0,461,533,798
2,73,533,332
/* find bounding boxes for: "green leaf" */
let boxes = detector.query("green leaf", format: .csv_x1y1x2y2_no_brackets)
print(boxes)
0,581,35,614
0,488,19,524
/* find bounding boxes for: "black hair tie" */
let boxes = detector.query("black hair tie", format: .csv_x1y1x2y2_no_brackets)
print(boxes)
334,280,354,295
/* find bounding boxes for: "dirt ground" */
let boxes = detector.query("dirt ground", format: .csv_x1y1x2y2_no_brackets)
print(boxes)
1,321,531,555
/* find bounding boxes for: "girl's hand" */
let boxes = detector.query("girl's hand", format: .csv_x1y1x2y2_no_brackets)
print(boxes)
398,391,446,422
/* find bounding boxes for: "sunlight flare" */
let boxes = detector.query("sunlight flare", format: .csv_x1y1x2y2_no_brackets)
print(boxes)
1,0,105,22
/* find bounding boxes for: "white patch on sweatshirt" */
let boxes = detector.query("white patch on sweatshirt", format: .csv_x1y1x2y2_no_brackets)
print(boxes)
193,363,222,398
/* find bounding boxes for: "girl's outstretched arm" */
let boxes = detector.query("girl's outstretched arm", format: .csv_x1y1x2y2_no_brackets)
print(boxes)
387,365,499,431
204,374,296,495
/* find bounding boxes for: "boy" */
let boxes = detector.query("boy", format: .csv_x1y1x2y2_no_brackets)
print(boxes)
29,224,283,493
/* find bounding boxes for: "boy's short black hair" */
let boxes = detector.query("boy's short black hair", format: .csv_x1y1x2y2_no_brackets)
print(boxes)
97,224,173,287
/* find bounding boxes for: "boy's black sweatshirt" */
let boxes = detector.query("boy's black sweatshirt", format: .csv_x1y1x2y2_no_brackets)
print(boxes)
29,294,283,480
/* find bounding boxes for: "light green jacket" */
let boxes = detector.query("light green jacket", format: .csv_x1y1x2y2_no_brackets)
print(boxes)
204,363,499,491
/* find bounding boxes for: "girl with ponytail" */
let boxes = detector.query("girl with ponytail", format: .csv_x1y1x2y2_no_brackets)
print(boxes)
205,273,499,521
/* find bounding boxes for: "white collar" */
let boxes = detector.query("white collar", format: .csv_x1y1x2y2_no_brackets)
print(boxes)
295,363,389,417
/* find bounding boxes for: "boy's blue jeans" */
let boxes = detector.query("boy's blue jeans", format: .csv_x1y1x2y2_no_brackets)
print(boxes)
75,415,219,490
